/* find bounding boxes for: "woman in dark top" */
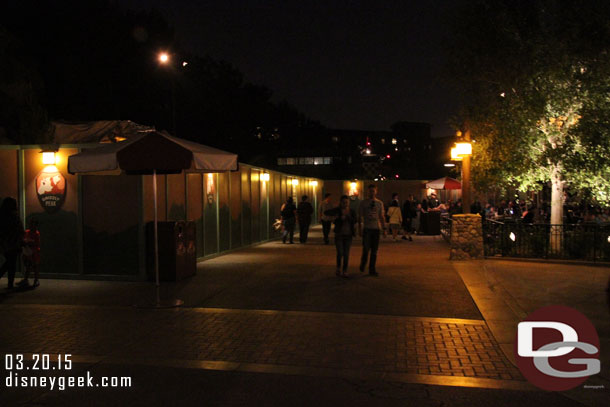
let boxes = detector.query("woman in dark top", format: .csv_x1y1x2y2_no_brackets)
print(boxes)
325,195,357,277
280,197,297,244
0,197,24,289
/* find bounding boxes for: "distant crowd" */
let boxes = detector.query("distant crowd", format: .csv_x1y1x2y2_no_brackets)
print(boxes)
416,196,610,225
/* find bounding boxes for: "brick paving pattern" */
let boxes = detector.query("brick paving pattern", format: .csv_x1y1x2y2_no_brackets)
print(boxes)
0,305,522,381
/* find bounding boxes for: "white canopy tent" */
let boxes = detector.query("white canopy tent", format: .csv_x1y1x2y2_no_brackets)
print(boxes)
69,130,238,306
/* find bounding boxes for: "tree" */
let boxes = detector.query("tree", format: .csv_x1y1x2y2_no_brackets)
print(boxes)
448,0,610,232
0,0,321,163
0,27,49,144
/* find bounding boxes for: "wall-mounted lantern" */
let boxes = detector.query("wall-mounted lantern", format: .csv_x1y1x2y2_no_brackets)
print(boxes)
41,149,58,165
206,173,216,204
349,181,359,198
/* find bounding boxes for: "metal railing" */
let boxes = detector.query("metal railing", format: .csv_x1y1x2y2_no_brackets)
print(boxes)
440,214,452,242
483,219,610,262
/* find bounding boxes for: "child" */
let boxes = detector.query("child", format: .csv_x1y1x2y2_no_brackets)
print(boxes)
18,219,40,288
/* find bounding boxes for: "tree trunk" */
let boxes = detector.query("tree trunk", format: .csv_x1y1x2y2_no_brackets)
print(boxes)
549,166,564,254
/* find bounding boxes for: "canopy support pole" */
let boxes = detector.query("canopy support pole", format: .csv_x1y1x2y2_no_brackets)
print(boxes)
153,169,160,306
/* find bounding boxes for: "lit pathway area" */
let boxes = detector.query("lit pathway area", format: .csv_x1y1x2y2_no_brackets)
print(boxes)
1,226,606,406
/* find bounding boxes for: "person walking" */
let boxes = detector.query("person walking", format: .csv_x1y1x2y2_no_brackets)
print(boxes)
319,193,334,244
358,184,386,276
401,194,414,241
413,202,423,234
0,197,24,289
324,195,356,277
280,197,297,244
297,195,313,243
387,200,403,241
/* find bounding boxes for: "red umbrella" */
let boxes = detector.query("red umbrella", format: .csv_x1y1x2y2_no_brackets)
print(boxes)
425,177,461,190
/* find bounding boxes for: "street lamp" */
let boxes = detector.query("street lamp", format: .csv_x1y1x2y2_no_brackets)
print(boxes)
157,51,176,136
450,132,473,213
158,52,169,64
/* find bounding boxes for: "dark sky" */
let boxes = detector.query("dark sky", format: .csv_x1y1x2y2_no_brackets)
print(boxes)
120,0,458,137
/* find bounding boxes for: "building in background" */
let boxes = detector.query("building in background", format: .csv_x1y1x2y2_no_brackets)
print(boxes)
262,122,455,181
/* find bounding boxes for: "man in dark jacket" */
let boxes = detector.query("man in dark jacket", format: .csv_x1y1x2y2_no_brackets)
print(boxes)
325,195,357,277
401,194,415,241
0,197,24,289
297,195,314,243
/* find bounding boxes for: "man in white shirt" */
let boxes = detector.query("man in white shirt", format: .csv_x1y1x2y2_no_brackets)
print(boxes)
358,184,386,276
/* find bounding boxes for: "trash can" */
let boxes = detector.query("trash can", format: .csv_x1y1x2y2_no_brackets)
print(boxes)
420,211,441,235
146,221,196,281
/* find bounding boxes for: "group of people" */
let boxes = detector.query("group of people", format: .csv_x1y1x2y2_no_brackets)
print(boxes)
422,195,610,225
476,199,610,225
279,195,314,244
0,197,41,290
280,184,388,278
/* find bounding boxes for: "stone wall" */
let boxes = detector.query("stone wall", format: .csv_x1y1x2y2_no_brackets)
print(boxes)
450,214,484,260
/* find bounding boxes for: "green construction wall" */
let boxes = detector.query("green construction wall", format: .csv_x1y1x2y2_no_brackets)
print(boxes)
0,146,323,280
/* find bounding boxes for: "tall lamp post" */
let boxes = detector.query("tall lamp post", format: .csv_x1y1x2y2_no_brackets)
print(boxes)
451,131,473,213
158,52,177,136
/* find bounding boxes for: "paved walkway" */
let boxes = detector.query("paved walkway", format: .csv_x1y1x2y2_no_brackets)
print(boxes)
1,226,608,405
0,305,519,381
0,230,480,319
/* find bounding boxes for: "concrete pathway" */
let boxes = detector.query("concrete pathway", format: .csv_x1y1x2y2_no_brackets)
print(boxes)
1,226,608,405
454,259,610,406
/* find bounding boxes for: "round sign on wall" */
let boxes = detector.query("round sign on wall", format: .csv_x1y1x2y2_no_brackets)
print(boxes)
36,166,67,214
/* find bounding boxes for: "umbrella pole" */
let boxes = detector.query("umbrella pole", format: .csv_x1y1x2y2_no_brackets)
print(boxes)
153,169,160,306
135,170,182,309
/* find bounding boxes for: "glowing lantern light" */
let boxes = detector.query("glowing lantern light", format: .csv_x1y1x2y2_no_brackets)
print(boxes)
454,142,472,156
451,147,463,161
349,181,358,197
42,151,57,165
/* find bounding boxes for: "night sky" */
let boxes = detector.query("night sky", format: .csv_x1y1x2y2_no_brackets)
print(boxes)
120,0,458,138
